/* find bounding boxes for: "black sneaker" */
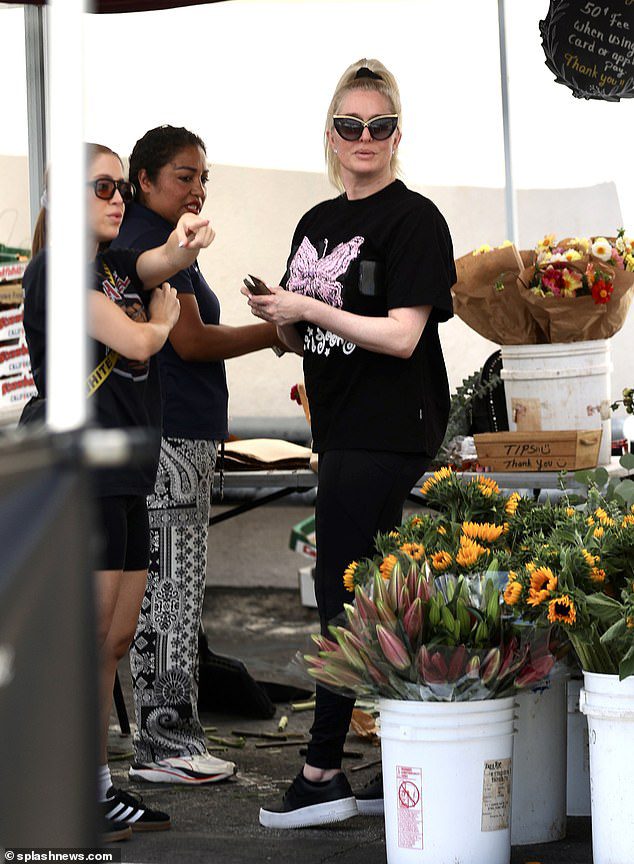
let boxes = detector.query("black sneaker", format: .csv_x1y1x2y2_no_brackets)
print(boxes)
354,772,384,816
101,815,132,843
102,785,171,832
259,771,358,829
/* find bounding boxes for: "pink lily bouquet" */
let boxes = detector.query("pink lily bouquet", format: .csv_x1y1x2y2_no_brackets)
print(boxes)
304,559,555,702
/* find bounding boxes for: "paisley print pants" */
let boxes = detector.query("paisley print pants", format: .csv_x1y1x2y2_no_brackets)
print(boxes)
129,437,217,763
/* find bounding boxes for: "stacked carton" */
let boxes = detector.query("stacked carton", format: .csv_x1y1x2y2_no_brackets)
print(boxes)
0,245,36,424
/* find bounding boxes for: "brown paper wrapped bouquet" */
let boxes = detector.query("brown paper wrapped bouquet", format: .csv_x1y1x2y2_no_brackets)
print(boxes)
453,230,634,345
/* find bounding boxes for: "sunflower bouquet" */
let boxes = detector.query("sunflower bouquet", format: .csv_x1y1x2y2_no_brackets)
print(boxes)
340,469,521,594
502,489,634,679
303,469,560,701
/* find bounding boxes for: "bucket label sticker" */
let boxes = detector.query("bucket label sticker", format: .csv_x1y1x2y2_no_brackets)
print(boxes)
512,397,542,432
396,765,423,849
481,758,512,832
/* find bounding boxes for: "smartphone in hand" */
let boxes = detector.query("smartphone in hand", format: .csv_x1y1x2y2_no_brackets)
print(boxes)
243,274,272,295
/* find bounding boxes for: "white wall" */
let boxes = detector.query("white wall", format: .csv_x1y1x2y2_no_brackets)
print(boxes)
1,151,628,422
0,155,30,252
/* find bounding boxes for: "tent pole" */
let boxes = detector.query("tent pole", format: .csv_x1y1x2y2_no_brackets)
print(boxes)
24,4,48,234
47,0,90,431
497,0,518,246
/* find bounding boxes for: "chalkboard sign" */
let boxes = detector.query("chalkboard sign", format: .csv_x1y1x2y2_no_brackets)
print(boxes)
540,1,634,100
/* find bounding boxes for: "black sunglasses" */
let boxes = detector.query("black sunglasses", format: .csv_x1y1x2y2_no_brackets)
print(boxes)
88,178,135,203
332,114,399,142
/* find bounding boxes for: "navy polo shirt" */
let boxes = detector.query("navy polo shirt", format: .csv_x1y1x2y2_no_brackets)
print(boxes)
112,202,228,441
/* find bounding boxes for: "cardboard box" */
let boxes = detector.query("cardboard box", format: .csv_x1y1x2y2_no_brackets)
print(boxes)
0,306,24,342
474,430,602,472
0,371,36,409
0,342,30,377
0,281,24,306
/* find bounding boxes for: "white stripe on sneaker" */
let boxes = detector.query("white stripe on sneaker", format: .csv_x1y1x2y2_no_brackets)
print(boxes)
126,809,144,823
105,802,132,821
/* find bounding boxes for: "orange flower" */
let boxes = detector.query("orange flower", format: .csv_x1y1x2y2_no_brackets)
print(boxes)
528,566,558,606
475,477,500,497
503,580,522,606
420,466,453,496
582,549,598,567
400,542,425,561
410,516,423,527
547,595,577,626
590,567,607,584
343,561,358,592
379,554,398,581
593,526,605,539
461,521,505,543
430,551,453,572
437,525,447,536
565,507,576,517
456,537,489,568
594,507,615,526
505,492,520,516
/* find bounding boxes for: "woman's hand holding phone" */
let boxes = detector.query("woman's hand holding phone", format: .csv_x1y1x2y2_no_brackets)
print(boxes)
243,274,272,295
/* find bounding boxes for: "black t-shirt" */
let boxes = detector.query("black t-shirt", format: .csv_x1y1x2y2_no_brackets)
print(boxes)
21,248,162,496
281,180,455,456
112,202,228,441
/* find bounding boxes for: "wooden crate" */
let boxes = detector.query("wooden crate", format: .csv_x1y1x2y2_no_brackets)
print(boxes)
474,430,602,472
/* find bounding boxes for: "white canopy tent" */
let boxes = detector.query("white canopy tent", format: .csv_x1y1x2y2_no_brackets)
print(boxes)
11,0,519,432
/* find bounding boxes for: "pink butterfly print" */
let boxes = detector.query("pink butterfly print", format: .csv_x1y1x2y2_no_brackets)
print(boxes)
287,235,364,308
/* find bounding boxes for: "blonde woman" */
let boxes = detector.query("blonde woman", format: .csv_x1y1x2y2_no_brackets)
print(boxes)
244,59,456,829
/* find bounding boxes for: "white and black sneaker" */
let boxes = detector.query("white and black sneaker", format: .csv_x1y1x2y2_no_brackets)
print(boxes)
259,771,358,829
102,786,171,832
354,772,384,816
129,753,236,785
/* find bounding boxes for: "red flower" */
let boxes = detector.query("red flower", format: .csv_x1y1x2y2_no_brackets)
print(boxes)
541,265,564,295
591,278,613,305
289,384,301,404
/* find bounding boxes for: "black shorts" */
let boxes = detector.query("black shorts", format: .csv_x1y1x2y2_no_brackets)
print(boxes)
95,494,150,572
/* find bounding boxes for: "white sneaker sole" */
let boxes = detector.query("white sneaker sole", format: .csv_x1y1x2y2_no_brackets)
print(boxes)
356,798,384,816
129,765,235,785
259,796,358,829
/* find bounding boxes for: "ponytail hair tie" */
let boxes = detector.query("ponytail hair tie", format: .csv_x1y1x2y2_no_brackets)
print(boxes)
355,66,383,81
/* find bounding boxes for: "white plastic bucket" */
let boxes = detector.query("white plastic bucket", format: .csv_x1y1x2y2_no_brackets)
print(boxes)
566,678,591,816
511,678,567,844
580,671,634,864
379,697,515,864
500,340,612,465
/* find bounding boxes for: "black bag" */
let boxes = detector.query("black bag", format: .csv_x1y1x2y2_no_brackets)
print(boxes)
469,351,509,434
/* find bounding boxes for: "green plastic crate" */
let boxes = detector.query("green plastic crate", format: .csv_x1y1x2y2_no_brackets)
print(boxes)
289,514,316,559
